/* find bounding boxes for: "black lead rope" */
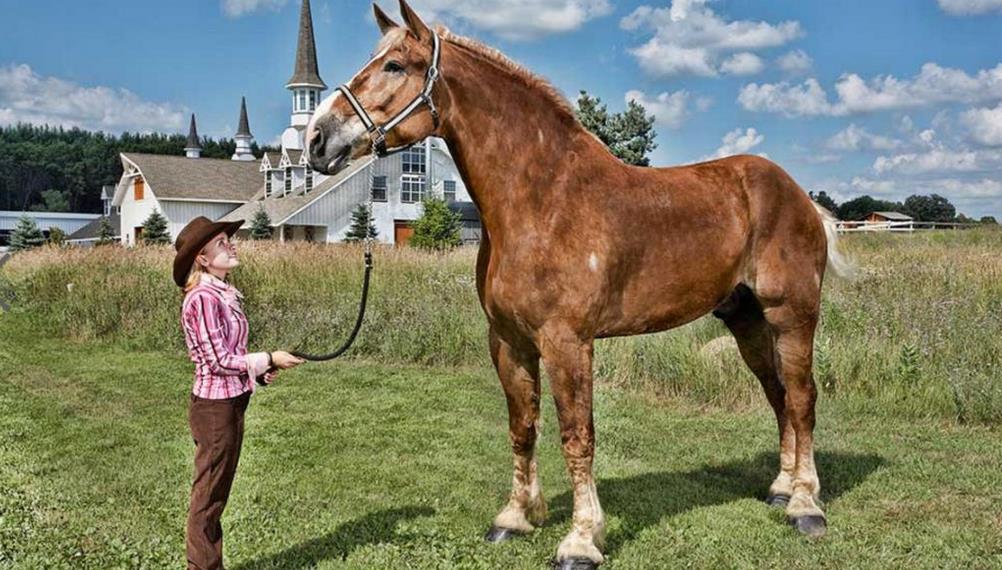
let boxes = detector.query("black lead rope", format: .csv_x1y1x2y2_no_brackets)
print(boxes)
290,251,373,362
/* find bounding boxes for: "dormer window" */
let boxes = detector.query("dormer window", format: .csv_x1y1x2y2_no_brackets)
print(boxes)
265,172,272,197
309,90,317,112
284,167,292,194
305,168,313,193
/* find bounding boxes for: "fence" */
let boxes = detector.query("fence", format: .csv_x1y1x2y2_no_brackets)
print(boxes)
835,220,977,233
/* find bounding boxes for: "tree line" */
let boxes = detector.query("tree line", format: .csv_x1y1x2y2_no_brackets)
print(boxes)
0,123,276,213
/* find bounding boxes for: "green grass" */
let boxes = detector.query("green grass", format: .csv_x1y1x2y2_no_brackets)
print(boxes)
2,314,1000,569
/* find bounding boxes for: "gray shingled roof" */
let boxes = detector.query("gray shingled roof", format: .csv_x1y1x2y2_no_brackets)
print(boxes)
185,114,201,149
236,97,252,137
287,149,304,165
286,0,327,89
264,151,283,168
871,211,913,221
121,153,262,202
220,159,370,227
68,213,120,241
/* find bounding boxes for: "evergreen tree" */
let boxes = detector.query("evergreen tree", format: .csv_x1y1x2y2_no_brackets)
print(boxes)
249,206,273,240
47,226,67,246
8,214,45,252
141,209,171,245
410,198,461,251
96,216,116,246
344,204,378,242
575,91,658,166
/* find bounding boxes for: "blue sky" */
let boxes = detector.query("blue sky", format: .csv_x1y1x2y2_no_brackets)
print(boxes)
1,0,1001,217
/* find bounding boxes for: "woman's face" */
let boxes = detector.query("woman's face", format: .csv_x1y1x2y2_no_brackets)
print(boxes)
197,232,239,274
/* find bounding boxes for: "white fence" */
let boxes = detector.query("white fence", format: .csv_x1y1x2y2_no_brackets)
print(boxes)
835,220,976,233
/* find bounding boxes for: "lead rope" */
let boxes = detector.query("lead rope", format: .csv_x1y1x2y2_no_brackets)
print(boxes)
289,160,375,362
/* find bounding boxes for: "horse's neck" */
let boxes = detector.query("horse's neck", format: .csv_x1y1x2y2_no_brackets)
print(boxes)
438,42,616,242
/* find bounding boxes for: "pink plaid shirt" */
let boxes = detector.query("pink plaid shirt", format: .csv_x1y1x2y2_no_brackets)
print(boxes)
181,273,271,399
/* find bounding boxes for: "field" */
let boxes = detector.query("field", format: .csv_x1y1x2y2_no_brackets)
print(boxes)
1,229,1000,568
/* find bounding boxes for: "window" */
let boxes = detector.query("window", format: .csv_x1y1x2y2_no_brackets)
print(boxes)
372,175,387,202
134,177,144,201
443,180,456,203
305,168,313,193
309,90,317,112
265,172,272,197
401,174,425,203
402,146,425,174
284,167,292,194
297,90,306,112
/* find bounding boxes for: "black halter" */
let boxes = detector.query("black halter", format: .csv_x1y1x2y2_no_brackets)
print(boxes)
335,33,442,157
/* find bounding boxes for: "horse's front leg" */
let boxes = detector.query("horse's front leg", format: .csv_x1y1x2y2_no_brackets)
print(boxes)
485,327,547,542
540,326,605,568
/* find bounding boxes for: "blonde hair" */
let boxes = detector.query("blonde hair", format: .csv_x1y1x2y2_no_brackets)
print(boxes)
183,261,207,294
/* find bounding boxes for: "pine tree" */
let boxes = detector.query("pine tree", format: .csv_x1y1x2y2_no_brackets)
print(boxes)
96,216,116,246
410,198,461,251
575,91,658,166
249,206,273,240
141,209,171,245
344,204,378,242
9,214,45,252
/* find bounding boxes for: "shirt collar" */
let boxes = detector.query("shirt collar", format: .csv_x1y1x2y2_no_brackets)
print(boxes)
199,272,243,299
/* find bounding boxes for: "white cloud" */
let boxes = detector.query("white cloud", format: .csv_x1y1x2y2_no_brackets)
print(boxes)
826,124,901,151
710,127,765,158
873,147,1002,174
776,49,812,75
621,1,801,77
937,0,1002,15
410,0,612,41
739,62,1002,117
221,0,288,18
0,63,187,133
625,89,693,128
720,53,764,76
961,103,1002,146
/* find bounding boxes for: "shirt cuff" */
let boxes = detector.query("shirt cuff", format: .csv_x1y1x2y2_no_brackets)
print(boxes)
246,352,270,388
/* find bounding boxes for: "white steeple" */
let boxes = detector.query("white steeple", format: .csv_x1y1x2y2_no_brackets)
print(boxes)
232,97,256,161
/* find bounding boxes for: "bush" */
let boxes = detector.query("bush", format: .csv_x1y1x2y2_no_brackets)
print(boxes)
410,198,461,251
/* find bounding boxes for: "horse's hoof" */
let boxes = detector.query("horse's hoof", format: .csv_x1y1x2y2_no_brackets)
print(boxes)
551,557,600,570
484,525,524,543
789,515,827,537
766,493,791,508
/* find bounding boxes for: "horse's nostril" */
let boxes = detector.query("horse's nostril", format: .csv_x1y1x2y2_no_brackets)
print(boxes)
309,129,327,159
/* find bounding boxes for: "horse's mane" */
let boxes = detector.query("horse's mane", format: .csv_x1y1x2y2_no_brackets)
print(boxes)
435,27,577,119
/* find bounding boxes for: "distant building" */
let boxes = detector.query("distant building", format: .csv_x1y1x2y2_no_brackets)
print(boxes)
109,0,479,247
866,211,913,223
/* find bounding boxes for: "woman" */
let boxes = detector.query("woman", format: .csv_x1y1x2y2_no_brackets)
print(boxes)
173,216,305,570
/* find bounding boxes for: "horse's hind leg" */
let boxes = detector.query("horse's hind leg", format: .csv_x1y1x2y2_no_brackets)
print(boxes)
714,285,796,507
485,327,547,542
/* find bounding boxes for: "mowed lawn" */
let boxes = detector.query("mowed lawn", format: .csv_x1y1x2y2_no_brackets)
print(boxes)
1,316,1000,569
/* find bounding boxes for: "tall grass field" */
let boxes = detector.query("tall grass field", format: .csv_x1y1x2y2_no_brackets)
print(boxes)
1,229,1000,568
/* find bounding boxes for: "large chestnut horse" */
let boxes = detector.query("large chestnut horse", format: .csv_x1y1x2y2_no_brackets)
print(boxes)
306,2,850,567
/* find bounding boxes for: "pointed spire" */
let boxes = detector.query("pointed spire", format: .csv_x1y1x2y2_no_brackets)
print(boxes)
185,114,201,149
236,96,252,137
286,0,327,89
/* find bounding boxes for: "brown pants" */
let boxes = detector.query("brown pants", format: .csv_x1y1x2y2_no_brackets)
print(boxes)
186,391,250,570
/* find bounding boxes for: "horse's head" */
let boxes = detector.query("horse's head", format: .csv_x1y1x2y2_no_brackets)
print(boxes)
306,0,442,175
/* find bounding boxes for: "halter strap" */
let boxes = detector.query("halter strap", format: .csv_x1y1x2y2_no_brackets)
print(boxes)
336,33,442,157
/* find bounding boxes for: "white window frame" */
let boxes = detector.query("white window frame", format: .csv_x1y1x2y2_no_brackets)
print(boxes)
284,167,292,194
372,175,388,202
401,146,426,174
401,174,425,203
443,180,456,203
305,168,313,193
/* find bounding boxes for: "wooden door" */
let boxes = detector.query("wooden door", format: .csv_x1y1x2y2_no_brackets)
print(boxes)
394,221,414,246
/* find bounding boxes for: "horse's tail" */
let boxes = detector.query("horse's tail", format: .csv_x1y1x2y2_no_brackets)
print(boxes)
812,202,856,280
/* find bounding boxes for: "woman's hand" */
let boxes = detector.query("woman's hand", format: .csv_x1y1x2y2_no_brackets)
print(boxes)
271,351,305,369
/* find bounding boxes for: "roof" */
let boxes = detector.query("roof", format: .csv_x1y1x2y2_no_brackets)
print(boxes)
236,97,252,137
185,114,201,150
286,0,327,89
448,201,481,222
119,153,262,203
220,158,371,227
871,211,913,221
263,151,283,167
68,213,121,241
286,149,304,165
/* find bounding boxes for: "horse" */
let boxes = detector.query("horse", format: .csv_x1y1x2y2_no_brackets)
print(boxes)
305,2,851,567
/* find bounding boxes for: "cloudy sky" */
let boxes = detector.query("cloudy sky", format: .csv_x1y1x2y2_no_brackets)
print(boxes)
1,0,1001,217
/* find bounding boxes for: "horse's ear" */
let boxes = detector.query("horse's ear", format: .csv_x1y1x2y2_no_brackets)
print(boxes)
398,0,431,41
373,3,399,35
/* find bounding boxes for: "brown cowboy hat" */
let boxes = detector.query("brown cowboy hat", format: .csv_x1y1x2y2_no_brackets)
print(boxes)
173,216,245,288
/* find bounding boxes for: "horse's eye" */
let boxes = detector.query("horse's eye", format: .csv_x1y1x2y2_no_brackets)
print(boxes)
383,61,405,73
